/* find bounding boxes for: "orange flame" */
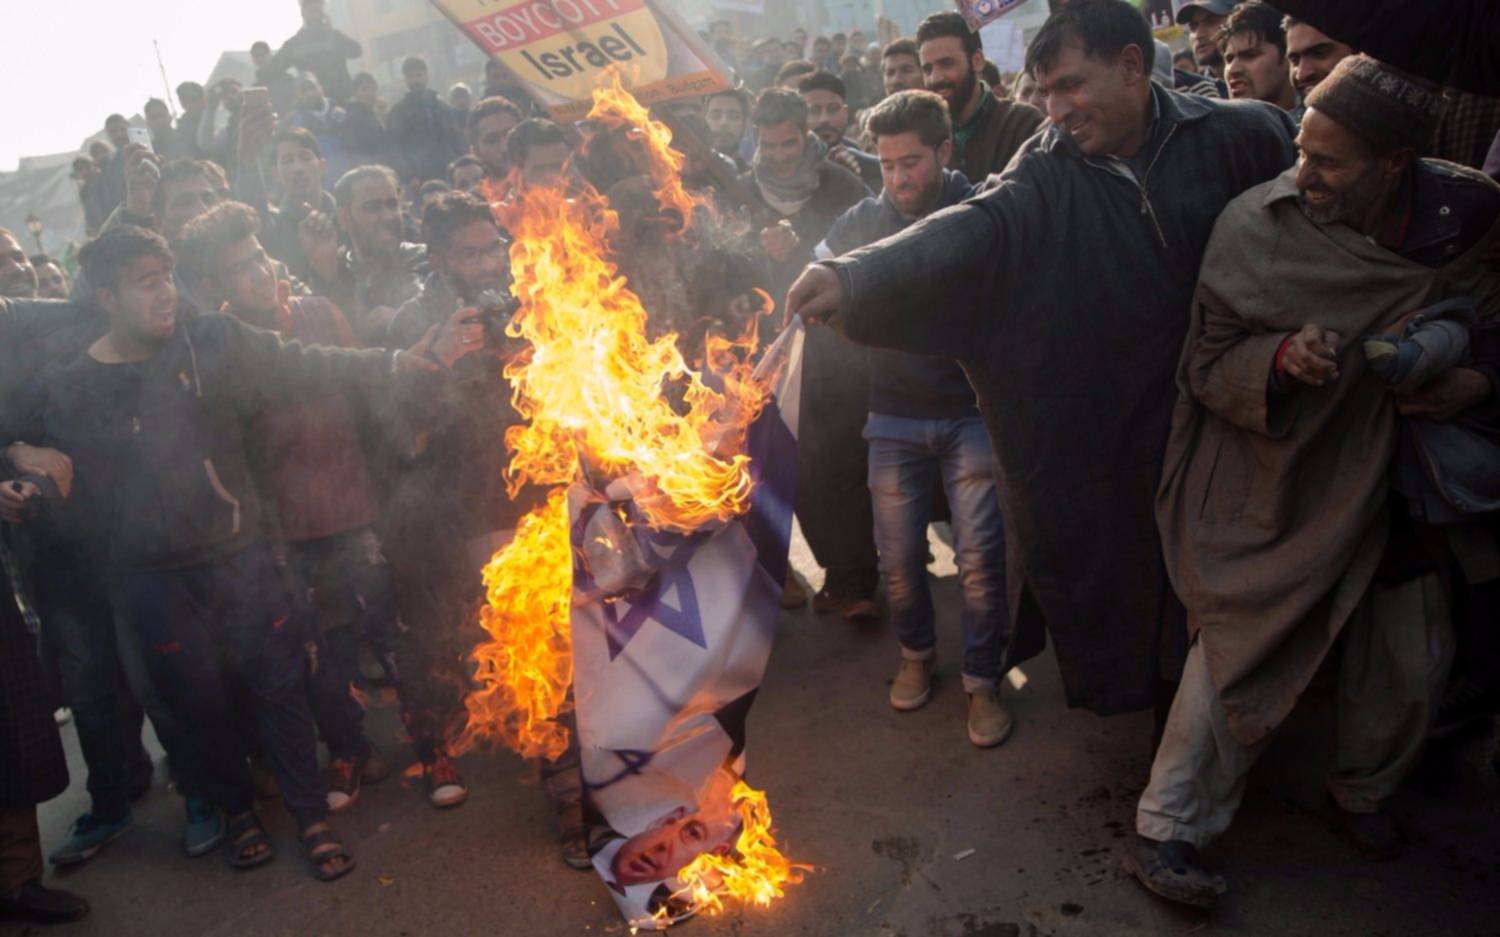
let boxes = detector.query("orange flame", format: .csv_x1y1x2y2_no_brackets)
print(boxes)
457,72,800,921
667,781,808,918
454,489,574,761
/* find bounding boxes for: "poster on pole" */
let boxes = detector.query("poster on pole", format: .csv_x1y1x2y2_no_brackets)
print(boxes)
429,0,733,121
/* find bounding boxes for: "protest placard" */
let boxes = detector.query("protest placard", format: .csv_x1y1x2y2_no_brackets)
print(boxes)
430,0,731,121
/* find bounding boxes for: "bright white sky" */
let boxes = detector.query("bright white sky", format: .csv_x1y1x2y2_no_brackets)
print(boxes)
1,2,306,171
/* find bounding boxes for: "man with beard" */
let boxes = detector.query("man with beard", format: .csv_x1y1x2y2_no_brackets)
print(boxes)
704,89,751,170
798,71,883,190
785,0,1296,743
313,165,427,345
1218,2,1299,114
466,96,526,192
1130,55,1499,907
742,88,876,617
1173,0,1237,79
881,39,926,96
1283,15,1355,101
916,12,1044,182
382,192,527,814
819,90,1013,747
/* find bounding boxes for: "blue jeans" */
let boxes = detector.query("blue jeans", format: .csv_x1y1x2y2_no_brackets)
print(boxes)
865,413,1010,692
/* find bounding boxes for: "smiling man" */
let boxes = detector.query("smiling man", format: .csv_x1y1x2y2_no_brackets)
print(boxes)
1283,14,1355,101
1135,54,1499,907
786,0,1296,737
916,11,1044,182
817,90,1014,748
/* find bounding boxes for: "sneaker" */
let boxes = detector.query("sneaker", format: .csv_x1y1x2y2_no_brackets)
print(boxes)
326,757,363,814
967,689,1014,748
49,812,133,866
780,573,808,610
183,796,225,857
424,752,469,809
0,881,90,924
889,658,934,711
1432,675,1498,739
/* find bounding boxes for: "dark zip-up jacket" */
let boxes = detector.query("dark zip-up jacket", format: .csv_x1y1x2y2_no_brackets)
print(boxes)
821,169,979,420
819,86,1296,716
33,309,397,570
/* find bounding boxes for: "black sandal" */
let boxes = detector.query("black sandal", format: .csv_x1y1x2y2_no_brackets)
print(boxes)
299,823,356,883
225,812,274,870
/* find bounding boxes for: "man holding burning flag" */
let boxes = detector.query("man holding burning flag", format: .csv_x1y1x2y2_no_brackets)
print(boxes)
786,0,1297,726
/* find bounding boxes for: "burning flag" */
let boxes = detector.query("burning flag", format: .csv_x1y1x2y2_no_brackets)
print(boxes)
456,72,806,927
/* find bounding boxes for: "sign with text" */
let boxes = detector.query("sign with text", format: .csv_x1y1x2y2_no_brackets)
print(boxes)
953,0,1029,31
430,0,731,121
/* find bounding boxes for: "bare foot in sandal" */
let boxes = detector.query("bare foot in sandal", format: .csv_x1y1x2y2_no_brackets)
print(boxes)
225,812,274,869
299,822,356,882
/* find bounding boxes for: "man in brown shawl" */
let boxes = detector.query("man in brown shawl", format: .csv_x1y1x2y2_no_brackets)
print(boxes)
1128,55,1500,907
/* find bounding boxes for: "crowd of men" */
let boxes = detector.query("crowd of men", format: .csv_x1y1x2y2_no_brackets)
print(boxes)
2,0,1498,926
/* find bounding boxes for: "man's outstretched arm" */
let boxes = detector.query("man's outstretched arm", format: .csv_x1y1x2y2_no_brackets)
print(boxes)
787,172,1045,361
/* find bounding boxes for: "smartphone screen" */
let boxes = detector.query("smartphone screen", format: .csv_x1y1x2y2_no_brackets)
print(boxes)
126,126,153,151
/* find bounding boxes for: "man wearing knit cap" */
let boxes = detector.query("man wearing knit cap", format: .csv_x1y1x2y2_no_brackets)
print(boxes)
1126,54,1500,908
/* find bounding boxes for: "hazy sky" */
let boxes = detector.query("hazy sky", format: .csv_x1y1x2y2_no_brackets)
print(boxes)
1,2,306,171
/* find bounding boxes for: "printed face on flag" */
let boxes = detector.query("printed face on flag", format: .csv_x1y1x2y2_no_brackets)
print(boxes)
569,322,805,929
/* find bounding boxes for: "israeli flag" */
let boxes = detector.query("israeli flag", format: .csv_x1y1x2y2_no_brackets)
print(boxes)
570,320,804,928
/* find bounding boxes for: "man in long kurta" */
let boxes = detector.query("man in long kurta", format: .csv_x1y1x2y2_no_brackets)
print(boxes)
1128,55,1500,907
786,0,1296,729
